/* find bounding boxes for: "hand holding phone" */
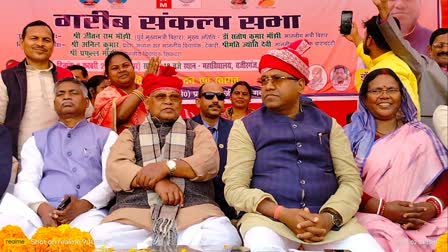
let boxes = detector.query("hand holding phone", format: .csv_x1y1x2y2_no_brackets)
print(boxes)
340,10,353,35
56,197,71,211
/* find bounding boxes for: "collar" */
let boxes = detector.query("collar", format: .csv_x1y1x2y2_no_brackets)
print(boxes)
57,119,89,129
152,116,176,128
371,51,394,65
202,117,219,131
25,61,54,72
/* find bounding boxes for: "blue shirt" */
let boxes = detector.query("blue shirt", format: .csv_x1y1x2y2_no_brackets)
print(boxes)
202,118,219,143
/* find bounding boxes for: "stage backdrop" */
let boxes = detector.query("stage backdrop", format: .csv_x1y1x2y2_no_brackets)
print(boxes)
0,0,442,124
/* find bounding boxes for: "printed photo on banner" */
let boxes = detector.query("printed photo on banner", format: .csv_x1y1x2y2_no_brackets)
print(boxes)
308,65,327,91
330,65,351,91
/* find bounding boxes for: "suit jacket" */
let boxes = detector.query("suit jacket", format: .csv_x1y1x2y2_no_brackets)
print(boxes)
0,125,12,199
192,115,236,219
379,15,448,129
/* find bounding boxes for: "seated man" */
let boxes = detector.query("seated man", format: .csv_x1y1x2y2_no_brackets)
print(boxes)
0,78,117,236
91,66,241,249
223,40,383,252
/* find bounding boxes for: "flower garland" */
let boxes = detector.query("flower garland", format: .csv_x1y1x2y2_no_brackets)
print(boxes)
0,224,95,252
436,232,447,252
0,225,32,252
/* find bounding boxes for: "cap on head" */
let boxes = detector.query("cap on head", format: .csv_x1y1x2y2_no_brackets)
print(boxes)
142,65,183,96
259,39,311,83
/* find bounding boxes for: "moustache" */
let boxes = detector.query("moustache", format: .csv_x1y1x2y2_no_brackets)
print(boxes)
437,52,448,57
208,104,222,109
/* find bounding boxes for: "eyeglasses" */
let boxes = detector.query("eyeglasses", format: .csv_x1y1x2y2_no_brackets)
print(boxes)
151,93,182,102
201,92,226,101
432,42,448,49
257,76,299,86
367,88,400,96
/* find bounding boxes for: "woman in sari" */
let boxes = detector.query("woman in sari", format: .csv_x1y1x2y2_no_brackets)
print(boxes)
91,52,159,133
222,81,254,120
345,68,447,252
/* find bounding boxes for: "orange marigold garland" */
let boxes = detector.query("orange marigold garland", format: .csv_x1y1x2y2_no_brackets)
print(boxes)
435,232,448,252
0,225,31,252
31,224,95,252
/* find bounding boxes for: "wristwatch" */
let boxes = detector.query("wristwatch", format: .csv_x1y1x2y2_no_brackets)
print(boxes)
321,208,343,229
166,160,177,176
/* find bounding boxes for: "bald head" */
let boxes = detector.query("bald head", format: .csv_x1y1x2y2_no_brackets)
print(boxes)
196,82,226,121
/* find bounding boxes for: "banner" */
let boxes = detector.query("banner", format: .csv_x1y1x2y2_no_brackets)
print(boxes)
0,0,440,123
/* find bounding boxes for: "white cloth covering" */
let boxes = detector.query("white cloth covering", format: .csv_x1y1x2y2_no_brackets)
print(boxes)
91,216,242,250
244,226,384,252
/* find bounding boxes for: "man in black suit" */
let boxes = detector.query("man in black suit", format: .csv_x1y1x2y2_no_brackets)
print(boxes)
193,82,236,219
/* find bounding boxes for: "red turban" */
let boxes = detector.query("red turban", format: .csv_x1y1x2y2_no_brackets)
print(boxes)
259,39,311,83
142,65,183,96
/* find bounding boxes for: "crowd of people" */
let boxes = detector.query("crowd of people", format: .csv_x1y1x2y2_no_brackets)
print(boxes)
0,0,447,251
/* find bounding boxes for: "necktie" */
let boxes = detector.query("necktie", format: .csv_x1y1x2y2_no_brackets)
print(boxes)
208,127,216,134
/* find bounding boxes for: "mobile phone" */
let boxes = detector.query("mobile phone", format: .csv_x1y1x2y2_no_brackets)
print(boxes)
340,10,353,35
56,197,71,210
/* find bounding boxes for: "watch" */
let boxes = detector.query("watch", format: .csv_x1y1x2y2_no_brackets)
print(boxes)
321,208,343,229
166,160,177,176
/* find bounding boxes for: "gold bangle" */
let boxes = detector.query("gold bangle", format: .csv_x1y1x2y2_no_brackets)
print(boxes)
132,90,145,102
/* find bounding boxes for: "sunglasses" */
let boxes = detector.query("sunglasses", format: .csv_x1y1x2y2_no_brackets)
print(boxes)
201,92,226,101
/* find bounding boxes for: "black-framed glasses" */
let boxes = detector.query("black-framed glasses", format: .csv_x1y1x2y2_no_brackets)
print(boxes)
201,92,226,101
257,76,299,86
367,88,400,97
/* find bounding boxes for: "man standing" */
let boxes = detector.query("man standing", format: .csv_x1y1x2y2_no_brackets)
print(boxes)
0,20,73,160
344,16,420,117
372,0,448,129
223,40,382,251
91,66,241,249
192,82,236,220
0,78,117,236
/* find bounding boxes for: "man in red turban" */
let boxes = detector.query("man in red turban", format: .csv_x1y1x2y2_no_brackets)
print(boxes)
92,65,241,249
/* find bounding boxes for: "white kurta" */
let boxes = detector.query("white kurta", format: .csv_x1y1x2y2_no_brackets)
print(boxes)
0,131,117,236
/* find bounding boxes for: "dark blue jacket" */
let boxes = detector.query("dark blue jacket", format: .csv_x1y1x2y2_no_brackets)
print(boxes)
242,103,337,213
0,125,12,199
0,60,73,158
192,115,237,219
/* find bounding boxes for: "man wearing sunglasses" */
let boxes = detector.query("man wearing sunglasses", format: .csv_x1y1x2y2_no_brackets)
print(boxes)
193,82,236,220
223,40,382,251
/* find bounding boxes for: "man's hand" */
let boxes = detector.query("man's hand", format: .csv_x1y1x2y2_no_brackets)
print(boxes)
154,179,184,206
144,57,161,76
277,207,318,236
37,202,58,227
372,0,393,20
51,196,93,224
383,200,425,224
296,212,333,243
135,162,170,189
401,201,437,230
343,22,363,46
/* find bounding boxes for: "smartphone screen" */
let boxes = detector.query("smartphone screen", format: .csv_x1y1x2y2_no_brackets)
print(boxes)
340,10,353,35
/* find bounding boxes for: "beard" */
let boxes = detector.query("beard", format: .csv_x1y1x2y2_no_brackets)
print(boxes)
363,43,371,56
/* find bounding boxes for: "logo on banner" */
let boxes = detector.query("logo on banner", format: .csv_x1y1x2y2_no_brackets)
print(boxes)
157,0,201,8
157,0,172,9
